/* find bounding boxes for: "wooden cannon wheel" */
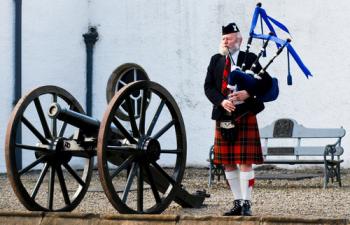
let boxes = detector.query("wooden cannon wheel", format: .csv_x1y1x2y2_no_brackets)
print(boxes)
5,86,94,211
106,63,150,121
98,81,187,214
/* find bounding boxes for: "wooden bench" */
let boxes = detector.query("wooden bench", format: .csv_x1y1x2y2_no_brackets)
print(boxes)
208,118,346,188
260,118,346,188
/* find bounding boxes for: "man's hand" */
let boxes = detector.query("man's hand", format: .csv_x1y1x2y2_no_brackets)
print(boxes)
221,99,235,112
229,90,250,103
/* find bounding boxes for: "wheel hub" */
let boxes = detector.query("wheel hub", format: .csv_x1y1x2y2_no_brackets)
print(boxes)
37,138,72,165
140,137,161,162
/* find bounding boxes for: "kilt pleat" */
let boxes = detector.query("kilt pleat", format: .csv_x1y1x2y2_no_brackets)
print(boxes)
213,113,263,165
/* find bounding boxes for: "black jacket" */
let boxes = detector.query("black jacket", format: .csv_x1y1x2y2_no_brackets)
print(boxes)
204,51,272,120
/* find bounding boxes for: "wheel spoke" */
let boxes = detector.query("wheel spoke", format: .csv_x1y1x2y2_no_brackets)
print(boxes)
125,96,140,138
152,120,175,140
51,94,58,137
160,149,182,154
122,162,138,203
143,163,162,204
15,143,50,153
34,98,52,139
110,155,135,179
48,166,55,210
146,100,165,136
58,122,68,137
63,163,85,187
118,80,127,86
52,93,57,103
21,116,49,145
133,68,137,81
112,117,137,144
19,154,47,176
137,163,144,212
31,163,50,199
139,89,148,136
56,165,71,205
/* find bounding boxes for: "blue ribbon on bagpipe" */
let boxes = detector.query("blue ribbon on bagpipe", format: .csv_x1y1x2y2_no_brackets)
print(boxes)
249,4,312,85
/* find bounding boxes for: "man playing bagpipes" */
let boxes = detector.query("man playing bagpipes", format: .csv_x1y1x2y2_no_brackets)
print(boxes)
204,22,269,216
204,2,312,216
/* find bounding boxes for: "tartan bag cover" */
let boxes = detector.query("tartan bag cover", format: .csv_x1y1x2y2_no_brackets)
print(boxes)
213,55,263,165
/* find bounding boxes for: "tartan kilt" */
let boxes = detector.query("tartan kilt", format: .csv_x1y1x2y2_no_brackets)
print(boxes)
213,113,263,165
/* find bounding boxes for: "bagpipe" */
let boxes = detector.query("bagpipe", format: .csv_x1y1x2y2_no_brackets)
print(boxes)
227,3,312,103
220,3,312,142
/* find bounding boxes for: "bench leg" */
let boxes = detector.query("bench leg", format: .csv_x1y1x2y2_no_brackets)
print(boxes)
330,164,335,184
324,161,343,188
208,165,212,188
323,163,328,189
323,163,329,189
336,163,342,187
208,161,217,188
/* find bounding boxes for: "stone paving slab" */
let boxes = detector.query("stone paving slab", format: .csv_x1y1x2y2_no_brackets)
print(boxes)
0,212,349,225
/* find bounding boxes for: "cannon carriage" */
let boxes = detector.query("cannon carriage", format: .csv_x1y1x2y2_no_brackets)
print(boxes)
5,67,206,214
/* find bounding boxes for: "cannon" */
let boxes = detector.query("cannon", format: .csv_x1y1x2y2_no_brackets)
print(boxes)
5,68,207,213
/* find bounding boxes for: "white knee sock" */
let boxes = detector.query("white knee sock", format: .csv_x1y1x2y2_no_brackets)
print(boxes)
225,170,242,200
240,170,255,201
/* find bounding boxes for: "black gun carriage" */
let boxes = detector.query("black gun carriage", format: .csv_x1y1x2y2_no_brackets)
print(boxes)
5,68,207,214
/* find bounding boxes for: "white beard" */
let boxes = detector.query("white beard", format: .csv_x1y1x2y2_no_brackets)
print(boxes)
219,43,240,56
219,46,229,56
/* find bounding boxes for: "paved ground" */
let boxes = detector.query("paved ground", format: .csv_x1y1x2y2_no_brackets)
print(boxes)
1,166,349,218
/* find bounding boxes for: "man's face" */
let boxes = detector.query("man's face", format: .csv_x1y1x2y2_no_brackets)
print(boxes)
221,33,242,52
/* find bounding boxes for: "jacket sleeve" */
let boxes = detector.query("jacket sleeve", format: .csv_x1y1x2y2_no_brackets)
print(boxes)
204,55,225,106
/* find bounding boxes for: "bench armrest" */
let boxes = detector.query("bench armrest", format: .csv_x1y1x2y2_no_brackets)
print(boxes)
209,145,214,163
332,138,342,146
323,143,340,161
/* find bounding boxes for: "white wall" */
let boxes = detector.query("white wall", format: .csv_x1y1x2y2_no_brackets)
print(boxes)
0,1,13,172
1,0,350,172
22,0,89,97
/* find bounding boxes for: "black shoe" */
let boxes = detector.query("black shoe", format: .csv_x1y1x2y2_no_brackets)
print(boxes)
242,200,252,216
223,199,242,216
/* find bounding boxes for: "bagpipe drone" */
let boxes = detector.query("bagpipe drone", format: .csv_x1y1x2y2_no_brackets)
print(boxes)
227,3,312,103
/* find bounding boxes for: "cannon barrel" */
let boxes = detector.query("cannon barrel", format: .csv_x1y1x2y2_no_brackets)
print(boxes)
48,103,101,136
48,103,121,137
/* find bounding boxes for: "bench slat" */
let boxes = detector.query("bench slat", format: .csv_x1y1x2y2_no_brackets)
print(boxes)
293,128,345,138
263,146,344,156
260,129,345,138
263,160,325,164
296,146,343,156
266,147,294,155
264,159,344,165
259,118,346,138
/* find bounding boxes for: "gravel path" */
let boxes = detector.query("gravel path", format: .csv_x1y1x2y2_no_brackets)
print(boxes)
1,166,349,218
